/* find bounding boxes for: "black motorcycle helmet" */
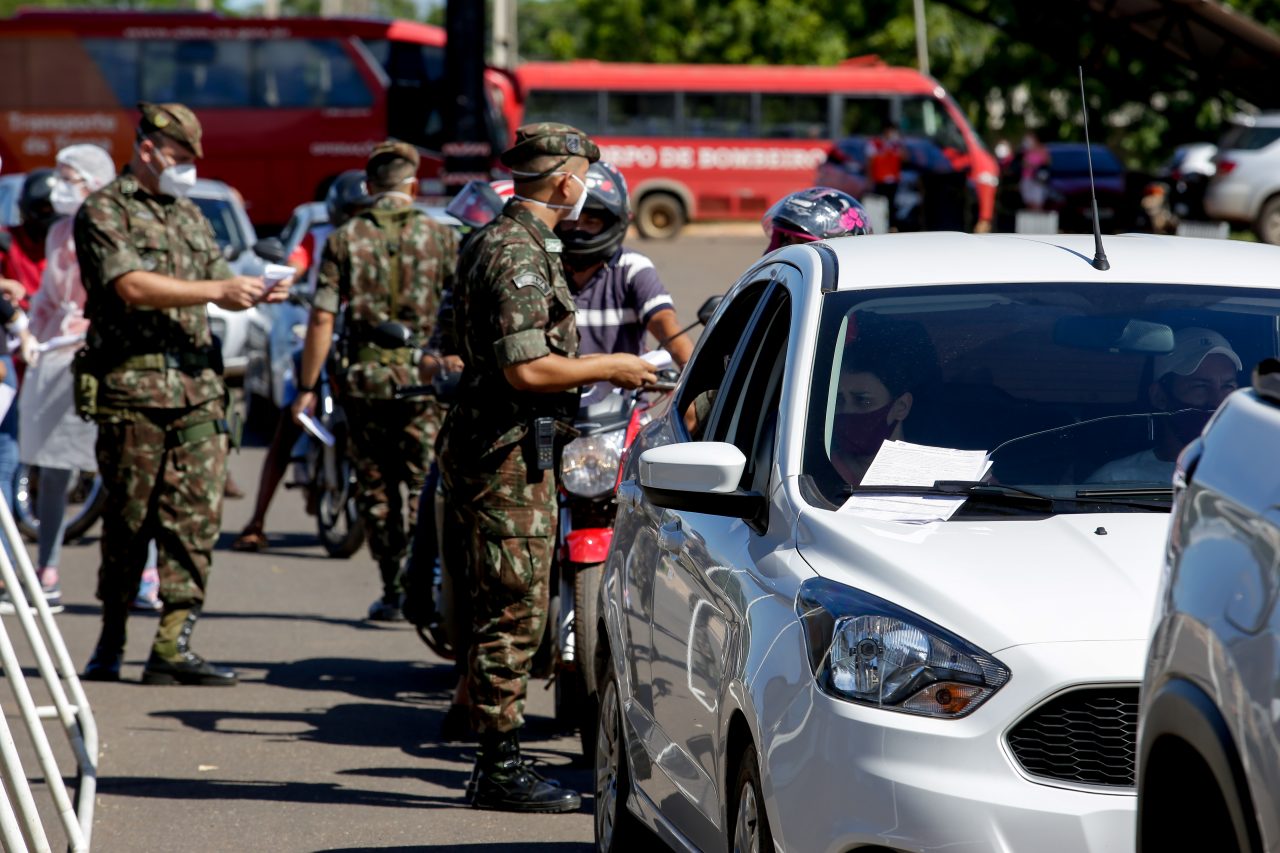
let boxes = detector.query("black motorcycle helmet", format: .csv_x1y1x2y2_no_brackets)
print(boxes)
762,186,872,253
19,168,58,230
325,170,368,228
557,161,630,270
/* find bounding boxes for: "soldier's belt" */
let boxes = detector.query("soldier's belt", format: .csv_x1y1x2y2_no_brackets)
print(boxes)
118,351,218,373
354,345,415,366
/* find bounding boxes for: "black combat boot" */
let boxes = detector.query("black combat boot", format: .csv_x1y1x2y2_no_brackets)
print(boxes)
470,730,582,813
140,606,238,686
83,604,128,682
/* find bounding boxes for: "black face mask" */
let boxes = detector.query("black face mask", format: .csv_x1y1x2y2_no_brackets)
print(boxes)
1168,407,1214,444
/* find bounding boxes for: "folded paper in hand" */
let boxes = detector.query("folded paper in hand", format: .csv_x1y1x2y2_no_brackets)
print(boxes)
262,263,294,291
297,412,335,447
839,440,991,523
641,349,673,370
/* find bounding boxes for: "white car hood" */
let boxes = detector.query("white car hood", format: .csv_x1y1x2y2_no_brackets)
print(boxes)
796,509,1170,653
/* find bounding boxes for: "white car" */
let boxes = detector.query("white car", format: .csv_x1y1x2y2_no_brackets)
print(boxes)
592,231,1280,853
189,178,266,378
1203,112,1280,243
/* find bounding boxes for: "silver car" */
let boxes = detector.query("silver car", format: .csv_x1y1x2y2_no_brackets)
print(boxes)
1203,111,1280,244
1138,362,1280,853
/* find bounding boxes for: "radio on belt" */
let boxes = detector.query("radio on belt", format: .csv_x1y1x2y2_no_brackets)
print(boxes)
534,417,556,470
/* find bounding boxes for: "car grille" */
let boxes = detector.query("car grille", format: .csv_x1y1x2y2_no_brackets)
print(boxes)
1007,686,1138,788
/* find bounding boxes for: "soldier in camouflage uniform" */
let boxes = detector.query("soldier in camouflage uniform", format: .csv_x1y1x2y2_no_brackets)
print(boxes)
76,102,289,684
292,141,458,621
439,123,656,812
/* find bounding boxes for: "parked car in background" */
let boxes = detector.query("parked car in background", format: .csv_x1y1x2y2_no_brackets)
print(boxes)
995,142,1137,233
592,230,1280,853
1205,111,1280,243
1138,358,1280,853
190,178,265,378
815,134,976,231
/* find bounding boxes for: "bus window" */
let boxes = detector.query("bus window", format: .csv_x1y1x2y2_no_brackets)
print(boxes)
760,93,829,139
140,40,251,108
606,92,677,137
523,90,600,134
683,93,751,138
254,39,373,109
372,40,446,149
839,96,892,136
81,39,140,106
900,96,967,153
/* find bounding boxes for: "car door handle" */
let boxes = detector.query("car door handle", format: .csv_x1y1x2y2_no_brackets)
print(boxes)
657,519,687,554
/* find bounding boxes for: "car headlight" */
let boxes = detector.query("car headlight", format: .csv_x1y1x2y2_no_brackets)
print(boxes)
561,430,625,498
796,578,1009,718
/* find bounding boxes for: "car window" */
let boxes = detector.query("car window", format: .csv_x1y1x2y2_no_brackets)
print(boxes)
1218,124,1280,152
801,282,1280,514
708,284,791,493
676,278,771,440
191,197,241,253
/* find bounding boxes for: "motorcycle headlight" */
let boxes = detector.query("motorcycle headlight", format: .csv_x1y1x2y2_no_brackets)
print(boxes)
796,578,1009,719
561,430,626,498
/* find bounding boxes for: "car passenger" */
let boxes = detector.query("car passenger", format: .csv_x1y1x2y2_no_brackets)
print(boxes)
1090,327,1241,484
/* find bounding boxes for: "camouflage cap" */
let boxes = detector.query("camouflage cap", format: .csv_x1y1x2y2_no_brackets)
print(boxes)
366,139,420,189
500,122,600,171
137,102,203,158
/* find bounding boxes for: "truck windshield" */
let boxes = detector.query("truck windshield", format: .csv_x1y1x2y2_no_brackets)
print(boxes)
802,282,1280,514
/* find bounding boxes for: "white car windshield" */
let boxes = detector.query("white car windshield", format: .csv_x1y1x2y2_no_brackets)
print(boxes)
803,282,1280,515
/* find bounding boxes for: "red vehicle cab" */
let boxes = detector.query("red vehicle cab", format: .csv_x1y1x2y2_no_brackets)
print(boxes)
0,10,519,226
514,58,998,237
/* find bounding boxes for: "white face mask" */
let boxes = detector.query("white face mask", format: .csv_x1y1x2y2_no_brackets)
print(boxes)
50,179,85,216
511,170,590,221
145,143,198,198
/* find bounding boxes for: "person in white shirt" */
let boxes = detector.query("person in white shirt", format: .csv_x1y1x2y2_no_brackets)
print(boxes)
1090,327,1241,484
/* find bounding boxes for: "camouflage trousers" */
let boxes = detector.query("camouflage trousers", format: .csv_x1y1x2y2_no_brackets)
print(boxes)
95,400,228,609
343,397,437,598
440,434,556,734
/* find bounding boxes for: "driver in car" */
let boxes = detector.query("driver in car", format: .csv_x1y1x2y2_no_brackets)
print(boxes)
1090,327,1241,484
831,312,937,485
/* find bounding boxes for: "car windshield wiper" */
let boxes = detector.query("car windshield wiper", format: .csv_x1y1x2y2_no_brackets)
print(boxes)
844,480,1055,511
1075,486,1174,504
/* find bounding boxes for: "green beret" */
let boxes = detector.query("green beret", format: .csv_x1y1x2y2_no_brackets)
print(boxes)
138,101,203,158
501,122,600,172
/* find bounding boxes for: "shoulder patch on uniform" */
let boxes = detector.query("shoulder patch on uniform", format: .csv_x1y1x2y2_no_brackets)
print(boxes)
513,272,549,293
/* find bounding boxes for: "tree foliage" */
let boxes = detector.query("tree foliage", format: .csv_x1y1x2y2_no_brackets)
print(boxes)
518,0,1280,168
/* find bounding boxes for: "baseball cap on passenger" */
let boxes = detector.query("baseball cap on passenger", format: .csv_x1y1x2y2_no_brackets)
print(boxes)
366,140,420,190
500,123,600,173
137,102,203,158
1154,327,1243,379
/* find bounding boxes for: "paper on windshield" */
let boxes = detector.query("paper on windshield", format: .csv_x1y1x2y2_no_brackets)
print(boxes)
839,440,991,523
297,412,335,447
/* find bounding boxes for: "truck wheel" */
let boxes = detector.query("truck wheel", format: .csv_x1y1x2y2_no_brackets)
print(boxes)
1254,195,1280,245
636,193,686,239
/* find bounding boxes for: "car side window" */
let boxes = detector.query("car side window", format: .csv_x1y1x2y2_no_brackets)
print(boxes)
676,279,770,440
709,285,791,493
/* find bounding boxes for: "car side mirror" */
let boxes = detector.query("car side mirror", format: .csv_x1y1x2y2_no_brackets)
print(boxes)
696,295,723,327
638,441,765,518
222,243,243,262
254,237,287,264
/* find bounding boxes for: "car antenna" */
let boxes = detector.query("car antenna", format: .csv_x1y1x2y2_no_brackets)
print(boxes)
1079,66,1110,271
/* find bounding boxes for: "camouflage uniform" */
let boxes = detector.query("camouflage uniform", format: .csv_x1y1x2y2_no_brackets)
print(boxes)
440,123,599,734
314,190,458,603
75,167,230,612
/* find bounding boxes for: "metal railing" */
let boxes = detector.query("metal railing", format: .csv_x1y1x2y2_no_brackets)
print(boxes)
0,494,97,852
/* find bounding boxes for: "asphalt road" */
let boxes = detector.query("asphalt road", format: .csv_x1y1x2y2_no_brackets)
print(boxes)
8,230,762,852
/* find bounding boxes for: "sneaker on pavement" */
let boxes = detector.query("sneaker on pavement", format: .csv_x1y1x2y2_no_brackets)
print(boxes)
367,597,405,622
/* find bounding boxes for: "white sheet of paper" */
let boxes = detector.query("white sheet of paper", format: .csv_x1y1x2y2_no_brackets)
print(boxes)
297,412,335,447
0,384,15,425
641,349,673,370
262,263,295,292
840,440,991,523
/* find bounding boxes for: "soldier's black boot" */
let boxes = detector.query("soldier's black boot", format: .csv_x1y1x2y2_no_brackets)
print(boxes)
140,606,238,686
83,604,128,682
469,730,582,813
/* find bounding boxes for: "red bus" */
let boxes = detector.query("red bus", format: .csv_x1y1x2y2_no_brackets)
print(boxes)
514,59,999,237
0,10,520,226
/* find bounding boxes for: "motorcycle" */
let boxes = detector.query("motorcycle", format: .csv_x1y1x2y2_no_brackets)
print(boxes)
549,296,721,757
15,465,105,544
